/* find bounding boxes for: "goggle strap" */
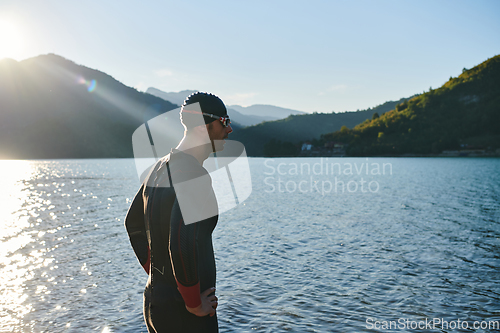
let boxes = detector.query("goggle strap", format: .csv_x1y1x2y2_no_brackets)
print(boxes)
183,110,230,127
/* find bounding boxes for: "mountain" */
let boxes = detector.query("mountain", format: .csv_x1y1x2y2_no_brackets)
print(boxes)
143,90,307,121
4,54,495,159
145,88,196,106
230,97,413,156
228,104,306,119
0,54,177,159
226,108,277,127
320,55,500,156
146,87,285,126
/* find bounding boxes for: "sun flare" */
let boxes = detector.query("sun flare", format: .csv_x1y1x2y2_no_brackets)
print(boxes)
0,19,24,60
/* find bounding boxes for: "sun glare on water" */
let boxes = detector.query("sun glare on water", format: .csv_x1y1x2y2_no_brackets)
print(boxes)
0,161,36,329
0,18,24,60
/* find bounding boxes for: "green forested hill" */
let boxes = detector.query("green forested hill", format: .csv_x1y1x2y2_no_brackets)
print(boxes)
231,97,413,156
321,55,500,156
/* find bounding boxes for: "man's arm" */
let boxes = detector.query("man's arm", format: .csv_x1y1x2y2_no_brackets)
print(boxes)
169,198,217,317
124,184,150,274
167,157,219,316
169,198,201,306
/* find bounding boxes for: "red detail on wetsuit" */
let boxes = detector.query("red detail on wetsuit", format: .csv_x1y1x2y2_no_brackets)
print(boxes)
176,281,201,308
142,246,151,274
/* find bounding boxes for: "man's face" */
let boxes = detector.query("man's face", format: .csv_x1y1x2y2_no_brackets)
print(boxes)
207,118,233,152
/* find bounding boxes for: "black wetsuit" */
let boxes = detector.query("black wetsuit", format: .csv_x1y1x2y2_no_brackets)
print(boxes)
125,149,218,333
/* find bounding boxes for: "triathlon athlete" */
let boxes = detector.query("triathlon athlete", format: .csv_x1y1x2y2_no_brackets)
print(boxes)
125,93,232,332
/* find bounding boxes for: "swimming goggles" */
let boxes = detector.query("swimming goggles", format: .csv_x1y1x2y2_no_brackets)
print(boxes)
203,113,231,127
183,109,231,127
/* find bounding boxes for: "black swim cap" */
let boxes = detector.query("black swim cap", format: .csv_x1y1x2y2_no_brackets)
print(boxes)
181,92,227,128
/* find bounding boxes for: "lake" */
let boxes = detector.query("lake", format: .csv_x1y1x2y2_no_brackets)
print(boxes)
0,157,499,332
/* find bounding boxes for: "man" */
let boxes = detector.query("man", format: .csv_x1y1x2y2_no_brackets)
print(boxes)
125,92,232,332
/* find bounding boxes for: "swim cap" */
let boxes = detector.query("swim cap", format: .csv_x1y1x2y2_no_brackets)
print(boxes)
181,92,227,127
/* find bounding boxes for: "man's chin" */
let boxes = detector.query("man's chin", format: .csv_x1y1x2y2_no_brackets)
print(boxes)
209,139,225,153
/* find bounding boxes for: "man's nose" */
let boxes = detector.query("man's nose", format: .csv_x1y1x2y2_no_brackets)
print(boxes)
226,124,233,134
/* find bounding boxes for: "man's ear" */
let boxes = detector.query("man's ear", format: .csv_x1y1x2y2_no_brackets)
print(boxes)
193,124,208,134
190,124,211,144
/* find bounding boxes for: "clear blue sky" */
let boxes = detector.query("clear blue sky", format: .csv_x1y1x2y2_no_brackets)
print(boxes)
1,0,499,113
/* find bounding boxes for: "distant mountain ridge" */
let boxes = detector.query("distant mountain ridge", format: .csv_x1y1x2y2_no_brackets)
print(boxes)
146,87,304,126
0,54,177,159
228,104,306,118
145,88,196,106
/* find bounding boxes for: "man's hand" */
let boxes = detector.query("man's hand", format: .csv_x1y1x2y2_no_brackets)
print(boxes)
185,287,218,317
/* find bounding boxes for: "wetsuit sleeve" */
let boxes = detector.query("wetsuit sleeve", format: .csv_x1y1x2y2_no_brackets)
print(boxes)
169,198,201,308
124,184,150,274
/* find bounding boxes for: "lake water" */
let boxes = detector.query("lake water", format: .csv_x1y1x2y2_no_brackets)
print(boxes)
0,157,499,332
